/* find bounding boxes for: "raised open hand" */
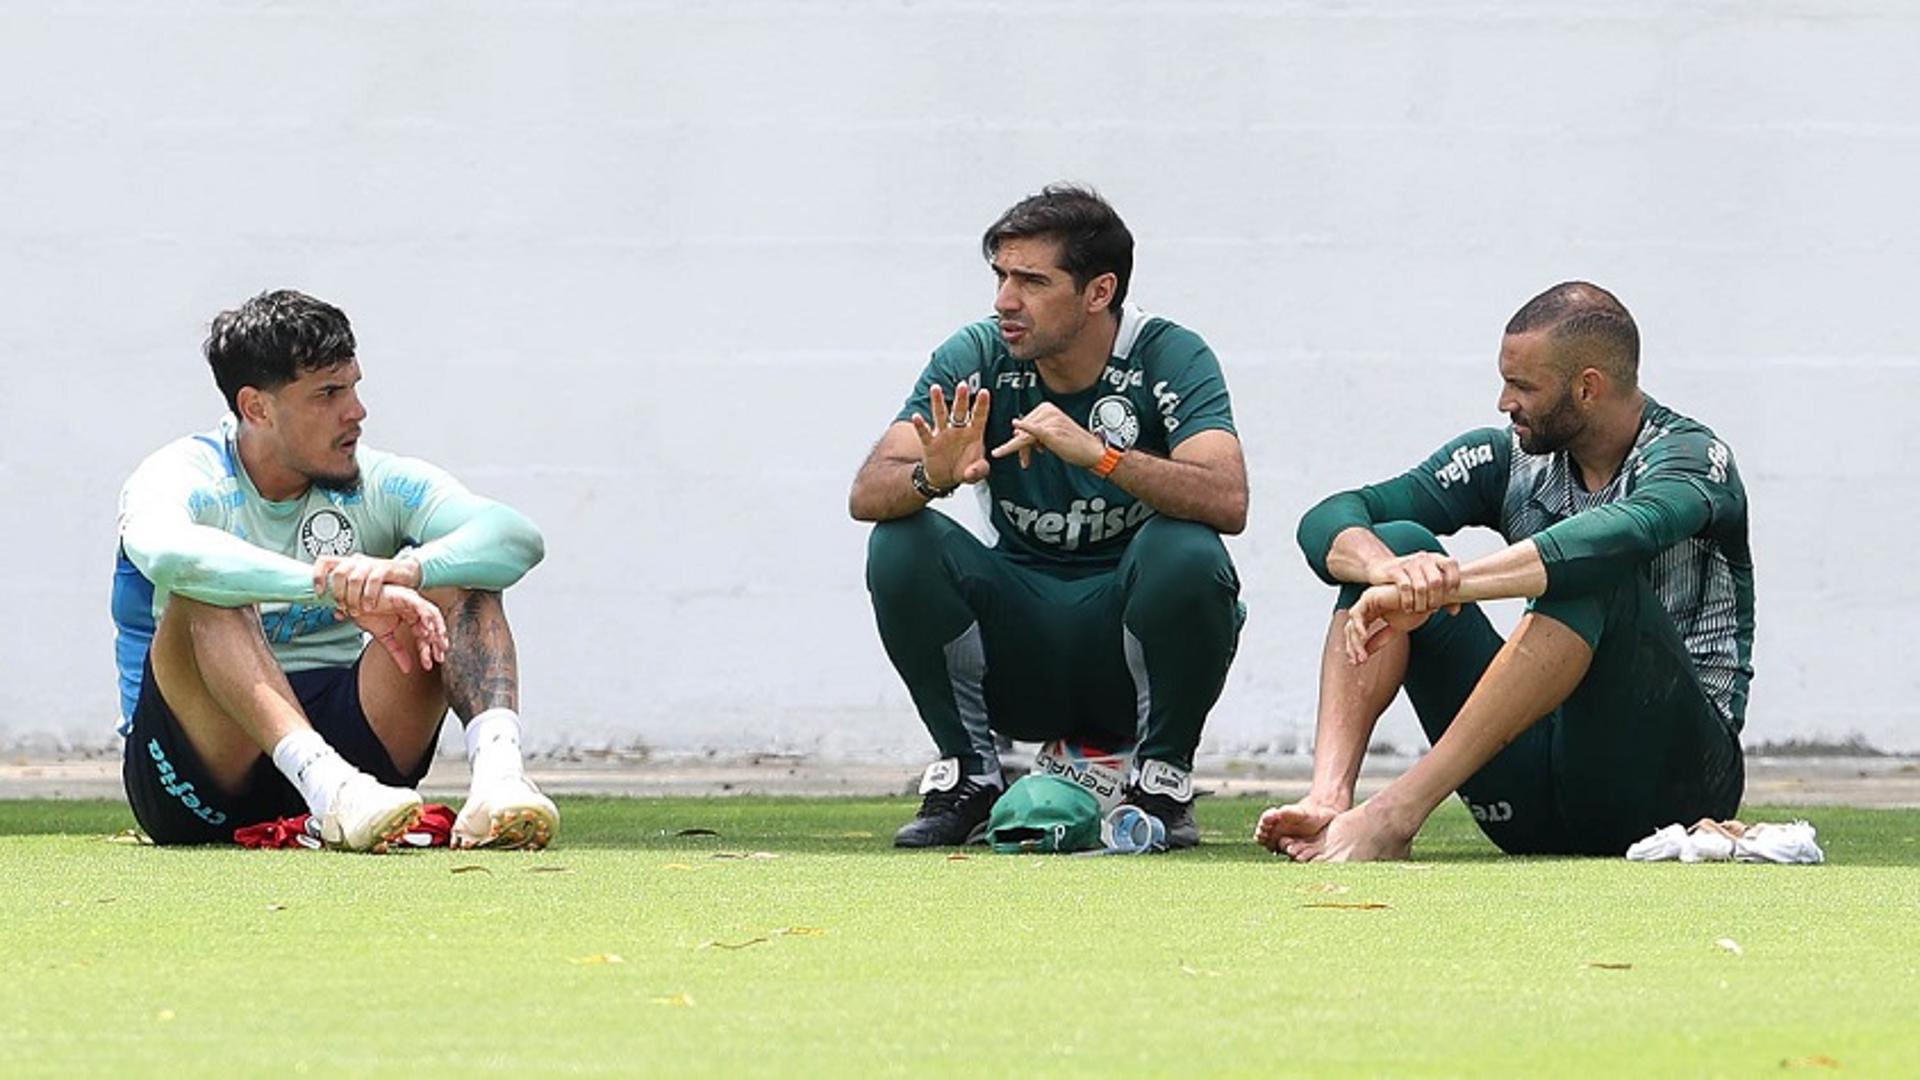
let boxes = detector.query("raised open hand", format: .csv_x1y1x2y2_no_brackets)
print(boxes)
910,382,993,489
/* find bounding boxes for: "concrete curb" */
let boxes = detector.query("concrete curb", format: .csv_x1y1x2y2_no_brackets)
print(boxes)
5,754,1917,807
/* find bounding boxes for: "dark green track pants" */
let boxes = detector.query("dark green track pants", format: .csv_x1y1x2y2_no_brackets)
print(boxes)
866,511,1242,775
1346,521,1744,855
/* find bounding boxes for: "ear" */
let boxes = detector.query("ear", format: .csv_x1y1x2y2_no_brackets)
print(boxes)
1084,272,1117,314
235,385,272,427
1575,367,1606,404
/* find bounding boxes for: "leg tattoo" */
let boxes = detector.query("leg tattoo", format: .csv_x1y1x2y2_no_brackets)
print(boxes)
445,591,519,721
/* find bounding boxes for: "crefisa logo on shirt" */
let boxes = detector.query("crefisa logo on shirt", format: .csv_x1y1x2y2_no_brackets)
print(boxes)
299,508,357,559
1089,395,1140,450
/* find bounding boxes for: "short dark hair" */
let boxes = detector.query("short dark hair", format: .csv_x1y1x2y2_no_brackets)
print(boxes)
1505,281,1639,386
203,289,357,415
982,183,1134,311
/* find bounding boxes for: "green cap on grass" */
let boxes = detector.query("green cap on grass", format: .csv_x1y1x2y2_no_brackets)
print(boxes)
988,774,1103,853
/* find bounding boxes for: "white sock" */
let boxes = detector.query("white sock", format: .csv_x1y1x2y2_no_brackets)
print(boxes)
270,729,359,818
465,708,525,783
968,770,1005,790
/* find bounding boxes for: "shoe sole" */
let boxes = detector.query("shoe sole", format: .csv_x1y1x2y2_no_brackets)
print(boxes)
468,805,557,850
892,819,991,849
344,802,424,854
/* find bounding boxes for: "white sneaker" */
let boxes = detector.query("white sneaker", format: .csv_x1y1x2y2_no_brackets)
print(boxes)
454,773,559,850
319,774,425,853
1735,820,1825,864
1625,823,1688,861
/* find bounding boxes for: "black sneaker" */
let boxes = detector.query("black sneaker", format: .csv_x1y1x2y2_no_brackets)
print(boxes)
894,759,1001,848
1119,759,1199,849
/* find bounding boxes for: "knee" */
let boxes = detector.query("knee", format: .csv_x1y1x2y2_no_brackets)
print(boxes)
165,595,261,640
424,586,496,613
167,594,247,619
1529,572,1649,652
1371,521,1447,558
1125,519,1237,602
865,512,950,600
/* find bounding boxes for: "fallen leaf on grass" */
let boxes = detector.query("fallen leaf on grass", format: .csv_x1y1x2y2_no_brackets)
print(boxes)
674,828,721,837
699,937,770,951
1715,938,1744,956
1302,882,1350,895
710,851,783,861
1301,902,1390,910
266,903,288,912
525,865,574,874
450,865,492,875
649,993,696,1007
945,854,971,862
95,897,117,904
568,954,625,965
773,927,827,938
1780,1055,1841,1070
1587,962,1633,971
104,829,153,846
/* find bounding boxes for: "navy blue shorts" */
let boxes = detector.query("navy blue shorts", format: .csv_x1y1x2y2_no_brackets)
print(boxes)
120,654,438,845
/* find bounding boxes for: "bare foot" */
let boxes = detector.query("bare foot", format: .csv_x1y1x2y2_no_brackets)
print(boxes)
1283,802,1414,863
1254,797,1345,854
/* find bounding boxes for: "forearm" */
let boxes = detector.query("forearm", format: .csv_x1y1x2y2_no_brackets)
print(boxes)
1106,450,1247,534
848,454,936,522
1452,539,1549,603
1298,471,1459,585
124,522,319,607
1297,492,1373,583
1323,526,1398,585
410,500,546,590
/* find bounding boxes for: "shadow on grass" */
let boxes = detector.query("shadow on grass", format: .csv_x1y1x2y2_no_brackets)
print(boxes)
5,797,1916,865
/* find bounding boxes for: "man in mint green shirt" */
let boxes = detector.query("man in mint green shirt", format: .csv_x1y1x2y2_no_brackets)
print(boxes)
850,185,1250,849
114,289,555,851
1258,282,1752,860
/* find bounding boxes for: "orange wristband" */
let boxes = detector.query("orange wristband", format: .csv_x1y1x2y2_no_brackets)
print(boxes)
1092,446,1124,479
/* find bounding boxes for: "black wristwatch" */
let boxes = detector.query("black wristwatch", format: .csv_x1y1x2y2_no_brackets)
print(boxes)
911,461,958,500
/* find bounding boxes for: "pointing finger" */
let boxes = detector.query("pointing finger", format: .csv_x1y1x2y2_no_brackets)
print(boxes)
992,429,1037,459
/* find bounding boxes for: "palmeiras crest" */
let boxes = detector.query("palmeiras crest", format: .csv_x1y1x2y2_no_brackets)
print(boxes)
299,507,357,559
1089,395,1140,450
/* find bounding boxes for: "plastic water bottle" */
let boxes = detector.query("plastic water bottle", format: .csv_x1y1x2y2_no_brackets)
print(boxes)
1103,806,1168,854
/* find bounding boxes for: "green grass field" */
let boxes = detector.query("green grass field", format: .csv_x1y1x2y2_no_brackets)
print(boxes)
4,796,1917,1077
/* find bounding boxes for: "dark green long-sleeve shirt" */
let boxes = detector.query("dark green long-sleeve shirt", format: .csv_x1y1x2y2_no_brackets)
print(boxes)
1297,397,1754,729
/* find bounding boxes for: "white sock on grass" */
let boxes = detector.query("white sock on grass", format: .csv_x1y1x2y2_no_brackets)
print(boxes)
270,729,359,818
465,708,526,783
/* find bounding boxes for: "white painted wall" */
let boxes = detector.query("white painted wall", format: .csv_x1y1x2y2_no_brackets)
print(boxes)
3,1,1915,757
